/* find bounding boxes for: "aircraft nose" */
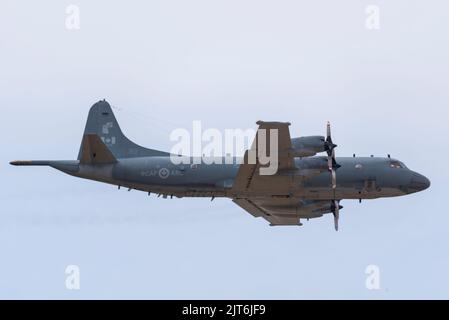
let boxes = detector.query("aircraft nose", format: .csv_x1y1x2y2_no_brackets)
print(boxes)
408,172,431,193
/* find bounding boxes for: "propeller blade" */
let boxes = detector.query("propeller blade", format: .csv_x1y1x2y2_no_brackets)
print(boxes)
331,169,337,189
331,200,340,231
325,122,339,189
333,211,339,231
327,141,334,168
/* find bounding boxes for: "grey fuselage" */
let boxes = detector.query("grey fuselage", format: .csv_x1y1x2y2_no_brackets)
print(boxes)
53,155,430,200
10,100,431,230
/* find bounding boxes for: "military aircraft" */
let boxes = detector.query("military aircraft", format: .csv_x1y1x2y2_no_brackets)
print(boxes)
11,100,430,230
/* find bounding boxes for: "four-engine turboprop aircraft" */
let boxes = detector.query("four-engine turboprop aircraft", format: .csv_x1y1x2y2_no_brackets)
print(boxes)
10,100,430,230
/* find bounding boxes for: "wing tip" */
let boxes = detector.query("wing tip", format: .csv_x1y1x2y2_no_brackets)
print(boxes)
256,120,291,126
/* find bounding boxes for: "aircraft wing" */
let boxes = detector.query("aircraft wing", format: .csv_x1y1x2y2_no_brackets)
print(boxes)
233,197,331,226
231,121,296,194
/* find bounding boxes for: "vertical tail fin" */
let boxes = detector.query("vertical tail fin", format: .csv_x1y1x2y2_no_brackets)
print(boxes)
78,100,170,160
79,134,117,164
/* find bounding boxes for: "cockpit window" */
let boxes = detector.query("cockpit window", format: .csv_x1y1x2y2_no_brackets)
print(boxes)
389,161,407,169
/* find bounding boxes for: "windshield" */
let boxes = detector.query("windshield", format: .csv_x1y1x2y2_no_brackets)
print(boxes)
389,160,407,169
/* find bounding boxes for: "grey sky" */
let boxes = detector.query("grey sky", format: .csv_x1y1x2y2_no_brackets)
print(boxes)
0,1,448,298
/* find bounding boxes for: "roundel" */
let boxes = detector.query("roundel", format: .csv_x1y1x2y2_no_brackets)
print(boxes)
158,168,170,179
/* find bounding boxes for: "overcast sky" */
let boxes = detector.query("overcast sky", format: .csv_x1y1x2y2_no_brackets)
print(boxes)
1,0,448,299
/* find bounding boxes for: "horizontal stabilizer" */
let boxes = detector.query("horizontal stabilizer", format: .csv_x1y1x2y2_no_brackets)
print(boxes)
10,160,52,166
10,160,80,173
79,134,117,164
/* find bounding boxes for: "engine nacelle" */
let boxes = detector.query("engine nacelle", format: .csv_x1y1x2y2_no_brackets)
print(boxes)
291,135,325,157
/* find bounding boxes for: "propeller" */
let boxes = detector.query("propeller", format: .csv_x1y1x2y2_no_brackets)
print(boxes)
330,200,343,231
324,121,340,189
325,122,342,231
